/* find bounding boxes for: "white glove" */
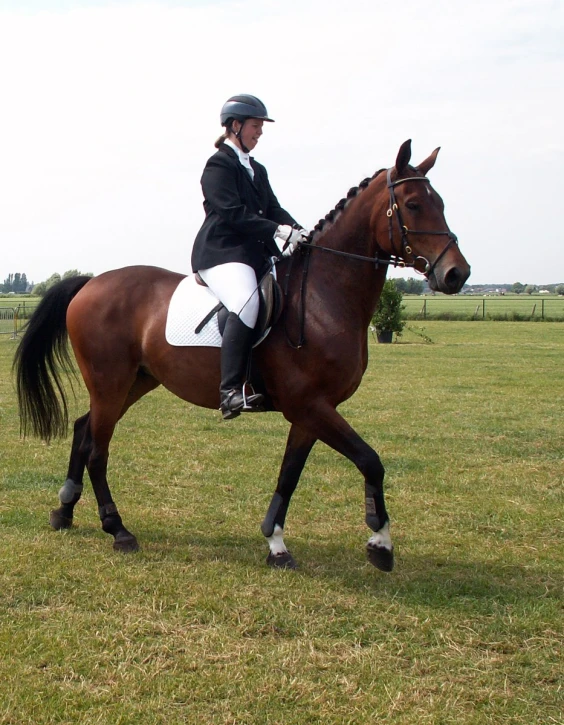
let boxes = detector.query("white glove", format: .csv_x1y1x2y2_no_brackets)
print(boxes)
274,225,308,257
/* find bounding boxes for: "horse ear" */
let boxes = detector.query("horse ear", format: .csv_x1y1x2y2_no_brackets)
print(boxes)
395,140,412,175
416,147,441,176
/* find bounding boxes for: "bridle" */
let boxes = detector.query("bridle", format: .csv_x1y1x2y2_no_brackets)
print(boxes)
385,168,459,278
284,166,460,348
297,167,459,279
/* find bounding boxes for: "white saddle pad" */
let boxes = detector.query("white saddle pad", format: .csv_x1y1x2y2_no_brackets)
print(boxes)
165,274,223,347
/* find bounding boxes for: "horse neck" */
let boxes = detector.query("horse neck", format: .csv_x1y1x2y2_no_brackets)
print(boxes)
306,176,390,329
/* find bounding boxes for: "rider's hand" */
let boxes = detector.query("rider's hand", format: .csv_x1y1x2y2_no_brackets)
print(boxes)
274,226,308,257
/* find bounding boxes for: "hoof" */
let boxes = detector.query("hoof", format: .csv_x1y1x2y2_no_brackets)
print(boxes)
50,509,73,530
266,550,297,570
367,543,394,572
113,534,139,553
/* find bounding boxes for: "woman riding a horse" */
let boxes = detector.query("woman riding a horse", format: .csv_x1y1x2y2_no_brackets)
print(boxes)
14,133,470,571
192,94,308,420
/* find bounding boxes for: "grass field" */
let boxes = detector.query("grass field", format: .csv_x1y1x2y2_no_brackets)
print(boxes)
0,323,563,724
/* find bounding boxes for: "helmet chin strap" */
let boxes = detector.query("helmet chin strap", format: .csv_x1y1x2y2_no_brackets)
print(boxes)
232,119,250,153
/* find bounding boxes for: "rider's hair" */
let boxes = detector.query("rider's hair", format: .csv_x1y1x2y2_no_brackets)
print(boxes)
214,131,228,149
214,118,237,148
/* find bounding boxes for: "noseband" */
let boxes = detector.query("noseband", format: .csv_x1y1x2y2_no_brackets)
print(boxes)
386,168,458,278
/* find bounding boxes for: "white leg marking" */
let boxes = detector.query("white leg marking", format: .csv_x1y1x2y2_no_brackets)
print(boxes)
267,524,288,556
368,522,392,552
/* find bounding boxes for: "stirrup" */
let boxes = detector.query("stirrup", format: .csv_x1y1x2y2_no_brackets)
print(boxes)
220,385,264,420
241,383,264,413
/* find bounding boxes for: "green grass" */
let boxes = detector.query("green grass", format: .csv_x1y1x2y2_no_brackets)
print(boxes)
0,323,563,724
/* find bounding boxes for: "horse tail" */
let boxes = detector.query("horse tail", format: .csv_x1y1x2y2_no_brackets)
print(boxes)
13,276,92,442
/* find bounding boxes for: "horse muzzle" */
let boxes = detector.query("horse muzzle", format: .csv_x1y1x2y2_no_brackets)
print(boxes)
428,261,471,294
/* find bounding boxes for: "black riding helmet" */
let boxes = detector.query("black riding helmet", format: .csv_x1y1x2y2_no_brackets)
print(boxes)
220,94,275,126
220,94,274,153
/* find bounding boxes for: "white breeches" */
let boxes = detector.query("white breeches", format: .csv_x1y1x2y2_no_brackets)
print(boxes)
199,263,260,329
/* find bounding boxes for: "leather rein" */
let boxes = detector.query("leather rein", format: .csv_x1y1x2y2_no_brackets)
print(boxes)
283,167,459,348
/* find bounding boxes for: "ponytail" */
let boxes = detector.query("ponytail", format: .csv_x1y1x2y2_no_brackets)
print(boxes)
214,131,228,149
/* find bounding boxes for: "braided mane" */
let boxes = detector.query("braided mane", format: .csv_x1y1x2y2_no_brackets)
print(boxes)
309,168,386,242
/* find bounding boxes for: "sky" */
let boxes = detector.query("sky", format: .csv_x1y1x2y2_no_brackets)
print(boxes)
0,0,562,287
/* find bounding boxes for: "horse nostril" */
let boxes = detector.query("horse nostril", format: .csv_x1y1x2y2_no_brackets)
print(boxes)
444,267,463,292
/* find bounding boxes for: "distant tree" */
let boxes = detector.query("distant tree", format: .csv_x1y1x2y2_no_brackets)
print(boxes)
62,269,93,280
32,270,93,297
392,278,424,295
1,272,29,293
512,282,525,294
405,277,424,295
524,284,537,295
556,284,564,296
32,273,60,297
12,273,26,293
1,273,13,293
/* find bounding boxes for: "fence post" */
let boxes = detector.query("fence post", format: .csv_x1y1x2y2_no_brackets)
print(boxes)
11,307,18,339
482,299,486,320
541,299,545,319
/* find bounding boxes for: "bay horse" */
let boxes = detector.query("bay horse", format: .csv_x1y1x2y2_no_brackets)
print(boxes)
14,140,470,572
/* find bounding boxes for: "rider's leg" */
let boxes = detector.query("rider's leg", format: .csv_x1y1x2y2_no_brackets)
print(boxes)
198,263,263,419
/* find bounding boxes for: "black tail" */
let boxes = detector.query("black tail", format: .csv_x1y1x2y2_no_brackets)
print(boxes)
12,276,92,441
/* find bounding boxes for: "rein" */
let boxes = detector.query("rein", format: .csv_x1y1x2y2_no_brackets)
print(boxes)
283,166,459,348
297,242,408,270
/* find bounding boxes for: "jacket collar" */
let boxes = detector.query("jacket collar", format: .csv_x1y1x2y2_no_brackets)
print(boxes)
218,143,260,190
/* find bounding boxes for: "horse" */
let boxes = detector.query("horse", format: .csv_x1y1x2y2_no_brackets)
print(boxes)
14,140,470,572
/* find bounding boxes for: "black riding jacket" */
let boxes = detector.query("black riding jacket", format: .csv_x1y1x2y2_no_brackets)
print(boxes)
191,143,297,273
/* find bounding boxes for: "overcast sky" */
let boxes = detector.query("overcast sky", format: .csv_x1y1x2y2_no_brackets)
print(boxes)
0,0,562,286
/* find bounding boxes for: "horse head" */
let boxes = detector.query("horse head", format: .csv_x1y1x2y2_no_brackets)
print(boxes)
377,139,471,294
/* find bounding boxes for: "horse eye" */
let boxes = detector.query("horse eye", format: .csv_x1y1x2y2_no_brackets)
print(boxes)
406,201,419,211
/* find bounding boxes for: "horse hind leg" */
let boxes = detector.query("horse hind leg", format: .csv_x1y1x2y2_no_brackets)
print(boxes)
83,394,139,552
50,412,92,530
89,371,160,552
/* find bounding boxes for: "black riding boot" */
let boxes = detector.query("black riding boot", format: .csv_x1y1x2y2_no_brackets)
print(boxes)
219,312,264,420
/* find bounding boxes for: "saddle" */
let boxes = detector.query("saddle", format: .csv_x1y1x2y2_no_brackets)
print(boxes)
194,271,284,342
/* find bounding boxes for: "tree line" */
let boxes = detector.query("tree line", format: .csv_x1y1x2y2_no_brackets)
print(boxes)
393,277,425,294
1,273,29,294
1,270,93,297
511,282,564,295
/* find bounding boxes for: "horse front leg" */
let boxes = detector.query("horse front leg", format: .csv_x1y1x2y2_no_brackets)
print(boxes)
297,402,393,572
261,424,316,569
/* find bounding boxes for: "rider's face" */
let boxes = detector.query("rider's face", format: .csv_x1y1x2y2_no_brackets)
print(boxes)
234,118,264,151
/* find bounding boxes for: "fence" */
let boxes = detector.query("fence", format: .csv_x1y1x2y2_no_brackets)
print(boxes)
2,298,564,336
0,304,37,337
402,296,564,321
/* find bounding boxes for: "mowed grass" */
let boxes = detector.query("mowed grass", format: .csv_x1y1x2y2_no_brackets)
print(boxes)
0,322,562,724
